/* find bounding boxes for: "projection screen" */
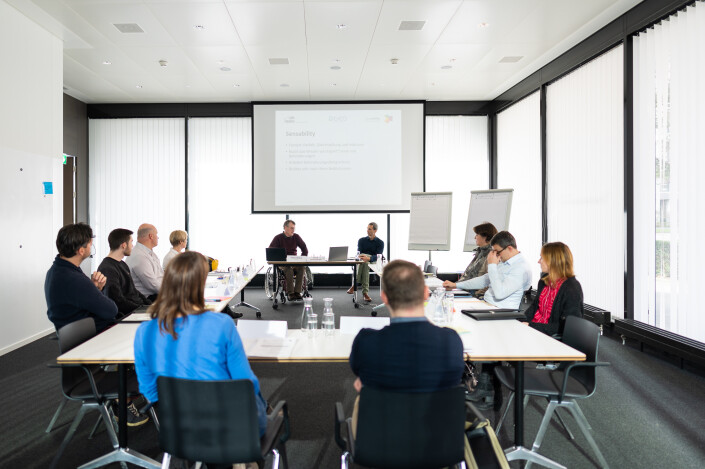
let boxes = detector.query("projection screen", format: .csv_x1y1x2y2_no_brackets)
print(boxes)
252,102,424,213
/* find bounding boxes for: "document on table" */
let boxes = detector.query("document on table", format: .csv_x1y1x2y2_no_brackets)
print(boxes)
455,297,499,310
244,338,296,359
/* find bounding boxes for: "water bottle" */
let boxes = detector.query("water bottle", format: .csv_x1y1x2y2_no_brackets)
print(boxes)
322,297,335,336
225,267,236,295
301,297,314,332
433,287,446,325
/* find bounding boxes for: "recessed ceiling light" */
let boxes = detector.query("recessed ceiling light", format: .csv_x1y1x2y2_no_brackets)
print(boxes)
113,23,144,34
333,58,342,63
269,58,290,65
280,83,290,88
233,84,240,88
135,85,143,89
449,58,456,63
330,65,341,70
330,83,337,87
441,65,452,70
398,20,425,31
102,60,112,65
217,60,225,65
479,22,489,28
220,66,231,72
390,58,399,65
336,24,347,30
193,25,205,30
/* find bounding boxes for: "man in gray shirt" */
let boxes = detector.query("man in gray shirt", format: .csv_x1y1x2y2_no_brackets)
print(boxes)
125,223,163,301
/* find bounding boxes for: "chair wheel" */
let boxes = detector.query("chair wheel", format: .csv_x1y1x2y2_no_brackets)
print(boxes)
256,312,262,319
354,303,360,309
272,304,278,310
371,311,377,317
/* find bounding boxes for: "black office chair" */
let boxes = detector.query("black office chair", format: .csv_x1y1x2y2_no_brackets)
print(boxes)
494,316,611,469
335,386,467,469
157,377,290,469
49,318,142,469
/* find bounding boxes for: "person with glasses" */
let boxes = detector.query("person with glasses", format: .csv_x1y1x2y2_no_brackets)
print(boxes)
524,242,583,336
45,223,119,332
444,231,532,309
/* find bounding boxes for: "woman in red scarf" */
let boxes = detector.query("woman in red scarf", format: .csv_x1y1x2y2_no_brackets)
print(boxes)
524,242,583,336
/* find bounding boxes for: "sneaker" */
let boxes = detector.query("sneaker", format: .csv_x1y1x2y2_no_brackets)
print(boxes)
114,401,149,427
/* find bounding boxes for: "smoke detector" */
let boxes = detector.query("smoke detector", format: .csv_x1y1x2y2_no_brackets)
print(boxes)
158,60,168,67
390,58,399,65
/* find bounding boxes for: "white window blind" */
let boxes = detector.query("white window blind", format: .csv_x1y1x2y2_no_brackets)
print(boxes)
633,2,705,341
187,118,281,270
424,116,489,272
546,45,624,318
497,92,542,282
88,118,185,271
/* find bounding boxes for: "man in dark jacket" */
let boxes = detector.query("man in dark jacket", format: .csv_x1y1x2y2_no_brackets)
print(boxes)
45,223,118,332
98,228,151,318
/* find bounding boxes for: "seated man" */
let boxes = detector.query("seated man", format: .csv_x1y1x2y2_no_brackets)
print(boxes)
269,219,308,301
98,228,151,318
45,223,118,332
348,222,384,302
443,231,531,310
125,223,163,301
162,229,187,269
349,260,465,435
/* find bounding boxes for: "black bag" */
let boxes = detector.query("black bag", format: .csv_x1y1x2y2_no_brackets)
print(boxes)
464,403,510,469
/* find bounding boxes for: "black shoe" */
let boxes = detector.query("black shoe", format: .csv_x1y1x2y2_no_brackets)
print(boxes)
294,292,303,300
473,393,495,411
465,371,493,402
114,401,149,427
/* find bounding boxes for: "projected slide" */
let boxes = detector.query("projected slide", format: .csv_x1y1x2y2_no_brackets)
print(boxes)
274,110,402,205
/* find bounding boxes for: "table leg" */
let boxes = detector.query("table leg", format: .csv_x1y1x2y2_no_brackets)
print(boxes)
76,364,160,469
352,265,359,308
504,361,566,469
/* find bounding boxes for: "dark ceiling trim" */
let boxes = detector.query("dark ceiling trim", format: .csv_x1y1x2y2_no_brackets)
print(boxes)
87,102,253,119
425,101,493,116
489,0,694,113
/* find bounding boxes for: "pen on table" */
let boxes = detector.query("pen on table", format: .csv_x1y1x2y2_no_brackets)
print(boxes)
206,298,222,302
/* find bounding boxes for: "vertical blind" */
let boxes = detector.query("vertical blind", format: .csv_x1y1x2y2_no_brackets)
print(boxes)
497,92,542,282
546,45,624,319
424,116,489,272
88,118,185,271
633,2,705,341
187,118,281,270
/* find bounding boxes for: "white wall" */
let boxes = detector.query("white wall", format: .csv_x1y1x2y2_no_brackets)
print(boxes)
0,0,63,355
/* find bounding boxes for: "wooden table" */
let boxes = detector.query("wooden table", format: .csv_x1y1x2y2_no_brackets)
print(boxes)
57,313,583,469
268,259,363,309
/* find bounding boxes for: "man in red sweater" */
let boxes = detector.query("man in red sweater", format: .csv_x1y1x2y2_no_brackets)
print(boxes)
269,219,308,301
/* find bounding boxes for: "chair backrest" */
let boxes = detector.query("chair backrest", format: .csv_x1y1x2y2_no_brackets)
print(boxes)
425,265,438,275
355,386,466,469
56,318,97,396
561,316,600,392
157,377,262,465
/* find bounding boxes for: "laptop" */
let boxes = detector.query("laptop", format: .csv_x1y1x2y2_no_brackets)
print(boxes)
328,246,348,261
265,247,287,262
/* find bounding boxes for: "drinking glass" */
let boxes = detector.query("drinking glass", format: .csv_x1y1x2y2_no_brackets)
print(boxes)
306,312,319,338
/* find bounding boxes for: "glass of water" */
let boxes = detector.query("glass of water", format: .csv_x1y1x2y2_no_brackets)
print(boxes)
443,292,454,324
306,312,319,338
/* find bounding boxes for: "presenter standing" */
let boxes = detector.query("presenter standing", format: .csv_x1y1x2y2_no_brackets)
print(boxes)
269,220,308,301
347,222,384,302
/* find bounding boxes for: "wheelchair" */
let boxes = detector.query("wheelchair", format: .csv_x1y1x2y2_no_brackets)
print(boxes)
264,265,314,309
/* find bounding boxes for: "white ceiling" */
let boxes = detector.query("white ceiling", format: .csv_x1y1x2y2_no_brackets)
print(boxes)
6,0,643,103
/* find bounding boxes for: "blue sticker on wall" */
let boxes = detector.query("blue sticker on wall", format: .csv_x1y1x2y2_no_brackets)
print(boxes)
43,182,53,195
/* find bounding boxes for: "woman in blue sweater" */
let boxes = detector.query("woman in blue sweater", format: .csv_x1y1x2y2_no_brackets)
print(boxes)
134,251,267,436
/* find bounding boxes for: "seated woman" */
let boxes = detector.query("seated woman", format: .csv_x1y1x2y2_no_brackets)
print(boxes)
134,251,267,436
162,229,188,269
524,241,584,337
442,222,497,292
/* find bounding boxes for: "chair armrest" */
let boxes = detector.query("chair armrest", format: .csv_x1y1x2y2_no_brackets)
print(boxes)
558,361,611,401
334,402,349,451
267,400,290,443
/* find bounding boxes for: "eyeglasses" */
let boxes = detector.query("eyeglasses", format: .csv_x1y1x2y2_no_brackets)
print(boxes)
493,247,507,255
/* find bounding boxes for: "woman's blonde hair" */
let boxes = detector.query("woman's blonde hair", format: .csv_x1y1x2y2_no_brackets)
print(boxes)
169,230,188,247
541,242,574,287
148,251,208,339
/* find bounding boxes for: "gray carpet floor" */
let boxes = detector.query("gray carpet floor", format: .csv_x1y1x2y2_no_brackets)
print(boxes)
2,287,704,468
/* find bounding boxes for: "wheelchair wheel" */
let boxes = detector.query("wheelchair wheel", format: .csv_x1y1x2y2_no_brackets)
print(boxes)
264,267,275,300
280,290,287,304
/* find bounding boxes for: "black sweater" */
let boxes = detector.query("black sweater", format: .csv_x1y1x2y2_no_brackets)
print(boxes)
98,257,151,315
524,276,583,336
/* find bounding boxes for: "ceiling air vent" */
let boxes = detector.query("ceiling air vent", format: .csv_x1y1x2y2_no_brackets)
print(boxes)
499,56,523,63
398,21,425,31
269,58,290,65
113,23,145,34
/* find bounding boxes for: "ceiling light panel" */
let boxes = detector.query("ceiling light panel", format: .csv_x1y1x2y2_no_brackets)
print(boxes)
304,1,381,46
69,3,176,46
146,3,241,47
372,0,460,45
439,0,533,45
225,1,306,47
